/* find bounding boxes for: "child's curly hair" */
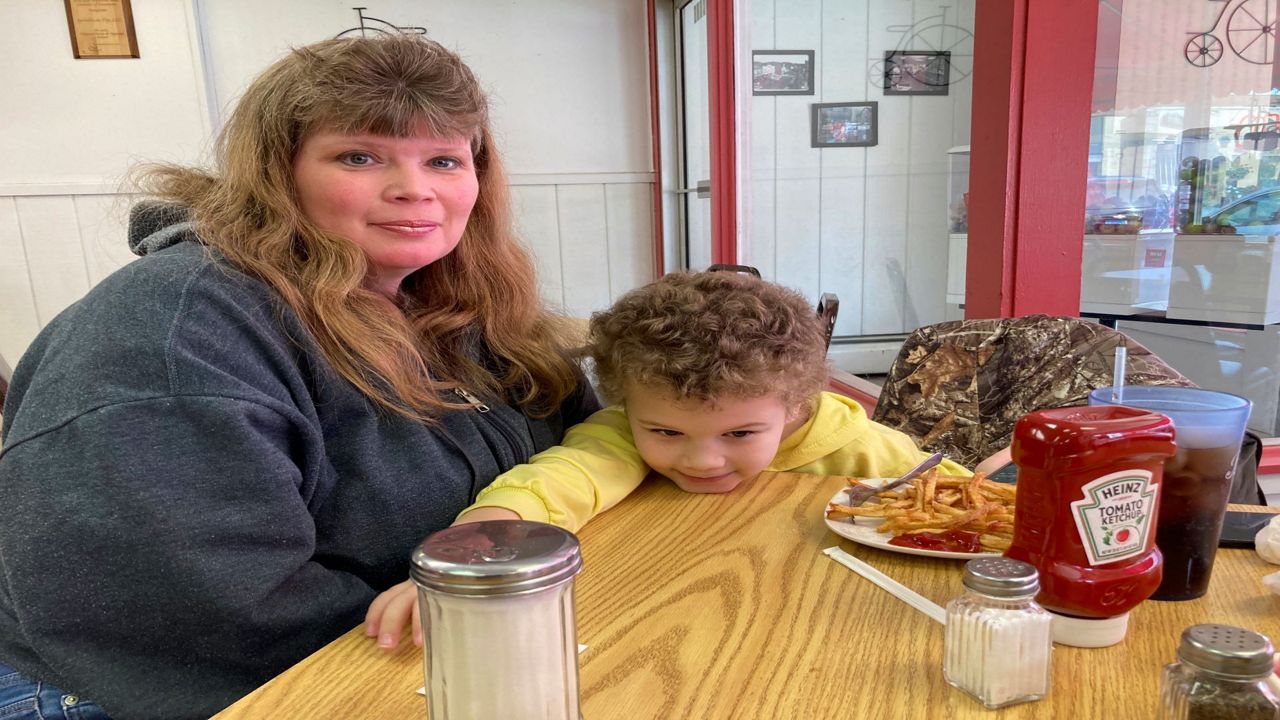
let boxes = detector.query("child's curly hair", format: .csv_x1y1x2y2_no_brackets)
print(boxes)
589,271,830,410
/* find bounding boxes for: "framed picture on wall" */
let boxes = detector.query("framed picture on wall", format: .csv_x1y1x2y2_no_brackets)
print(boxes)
811,102,878,148
752,50,815,95
884,50,951,96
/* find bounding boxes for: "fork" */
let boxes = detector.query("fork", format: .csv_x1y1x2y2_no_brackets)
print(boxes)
843,451,944,507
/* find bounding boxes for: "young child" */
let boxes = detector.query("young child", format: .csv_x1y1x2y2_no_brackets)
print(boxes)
365,271,968,648
464,270,970,524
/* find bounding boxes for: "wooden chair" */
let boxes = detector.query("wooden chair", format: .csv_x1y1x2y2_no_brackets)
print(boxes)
0,352,10,427
0,354,9,401
816,293,838,351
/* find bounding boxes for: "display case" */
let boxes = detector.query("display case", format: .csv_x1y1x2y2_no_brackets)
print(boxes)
945,145,969,306
1169,124,1280,325
1079,230,1174,315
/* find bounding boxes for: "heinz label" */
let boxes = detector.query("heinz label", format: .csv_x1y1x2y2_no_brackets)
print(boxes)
1070,470,1158,566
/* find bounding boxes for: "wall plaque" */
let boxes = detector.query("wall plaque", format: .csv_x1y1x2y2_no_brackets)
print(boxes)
64,0,140,59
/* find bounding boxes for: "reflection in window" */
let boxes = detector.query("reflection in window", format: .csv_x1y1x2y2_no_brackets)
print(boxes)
1087,0,1280,445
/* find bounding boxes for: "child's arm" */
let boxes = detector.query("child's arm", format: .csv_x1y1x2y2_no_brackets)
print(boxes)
932,454,972,477
367,409,647,651
461,406,650,532
454,506,522,523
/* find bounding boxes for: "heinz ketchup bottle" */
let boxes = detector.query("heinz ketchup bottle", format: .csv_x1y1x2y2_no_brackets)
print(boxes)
1006,406,1176,648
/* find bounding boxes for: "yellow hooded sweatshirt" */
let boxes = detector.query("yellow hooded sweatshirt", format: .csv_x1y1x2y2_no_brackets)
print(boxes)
467,391,970,532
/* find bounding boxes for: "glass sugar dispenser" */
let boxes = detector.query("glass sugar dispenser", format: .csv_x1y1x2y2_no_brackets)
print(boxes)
943,557,1053,709
411,520,584,720
1158,624,1279,720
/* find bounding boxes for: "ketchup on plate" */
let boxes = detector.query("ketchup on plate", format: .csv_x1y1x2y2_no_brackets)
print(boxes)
1006,405,1176,647
889,529,982,553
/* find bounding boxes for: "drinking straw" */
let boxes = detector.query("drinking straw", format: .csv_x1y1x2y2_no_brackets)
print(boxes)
823,547,946,624
1112,345,1127,404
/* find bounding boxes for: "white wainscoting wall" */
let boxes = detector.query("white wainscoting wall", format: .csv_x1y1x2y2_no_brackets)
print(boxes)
748,0,974,338
0,176,654,369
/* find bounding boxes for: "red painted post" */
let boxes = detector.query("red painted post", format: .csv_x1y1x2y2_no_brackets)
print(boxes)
965,0,1022,318
966,0,1099,318
706,0,738,265
646,0,665,277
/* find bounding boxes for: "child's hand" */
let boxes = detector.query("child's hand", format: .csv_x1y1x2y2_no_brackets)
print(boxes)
365,509,523,650
364,580,420,650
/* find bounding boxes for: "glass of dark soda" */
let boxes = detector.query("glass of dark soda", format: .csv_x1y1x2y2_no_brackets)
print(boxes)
1089,386,1251,601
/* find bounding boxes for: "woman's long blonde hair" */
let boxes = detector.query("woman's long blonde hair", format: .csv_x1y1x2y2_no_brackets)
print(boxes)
137,35,580,419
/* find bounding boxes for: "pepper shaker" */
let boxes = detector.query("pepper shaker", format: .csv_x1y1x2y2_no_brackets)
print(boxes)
1158,624,1279,719
943,557,1053,709
411,520,583,720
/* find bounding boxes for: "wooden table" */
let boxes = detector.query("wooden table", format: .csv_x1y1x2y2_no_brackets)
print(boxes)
214,472,1280,719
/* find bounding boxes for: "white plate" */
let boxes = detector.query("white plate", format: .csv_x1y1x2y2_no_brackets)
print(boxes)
824,482,1000,560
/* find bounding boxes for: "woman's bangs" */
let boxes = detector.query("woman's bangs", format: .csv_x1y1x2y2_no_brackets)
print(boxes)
317,100,482,147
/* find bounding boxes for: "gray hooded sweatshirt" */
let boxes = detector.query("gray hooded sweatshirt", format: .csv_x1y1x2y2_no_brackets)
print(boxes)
0,204,597,719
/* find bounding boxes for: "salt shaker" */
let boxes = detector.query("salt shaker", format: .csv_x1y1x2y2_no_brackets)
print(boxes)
943,557,1053,709
1158,624,1280,720
411,520,583,720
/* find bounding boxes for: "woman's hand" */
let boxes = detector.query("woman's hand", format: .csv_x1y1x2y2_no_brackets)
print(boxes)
365,580,421,649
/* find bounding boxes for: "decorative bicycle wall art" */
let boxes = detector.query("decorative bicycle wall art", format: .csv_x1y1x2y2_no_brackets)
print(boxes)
335,7,427,39
1185,0,1275,67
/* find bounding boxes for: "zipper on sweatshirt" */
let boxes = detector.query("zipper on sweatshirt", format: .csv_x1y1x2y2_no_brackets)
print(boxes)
450,386,533,499
454,387,491,413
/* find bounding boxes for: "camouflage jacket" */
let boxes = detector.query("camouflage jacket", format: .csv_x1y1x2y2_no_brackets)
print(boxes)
872,315,1194,468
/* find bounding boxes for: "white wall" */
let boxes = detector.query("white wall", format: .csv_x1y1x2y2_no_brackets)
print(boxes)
748,0,973,338
0,0,655,366
0,195,137,366
196,1,652,176
0,1,212,187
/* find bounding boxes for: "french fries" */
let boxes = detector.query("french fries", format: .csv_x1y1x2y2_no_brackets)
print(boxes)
826,469,1016,553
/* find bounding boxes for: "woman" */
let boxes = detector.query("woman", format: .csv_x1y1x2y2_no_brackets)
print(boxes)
0,35,597,720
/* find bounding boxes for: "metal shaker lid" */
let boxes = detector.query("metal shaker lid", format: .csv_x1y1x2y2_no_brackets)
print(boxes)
410,520,582,597
1177,624,1276,678
962,557,1040,597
